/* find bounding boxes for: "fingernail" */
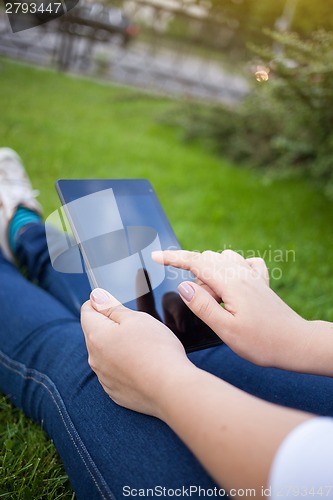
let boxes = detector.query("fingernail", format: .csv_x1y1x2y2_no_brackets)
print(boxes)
91,288,111,305
151,250,163,261
178,282,195,302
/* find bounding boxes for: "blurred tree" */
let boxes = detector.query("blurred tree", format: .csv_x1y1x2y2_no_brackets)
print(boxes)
207,0,333,58
292,0,333,33
109,1,333,60
171,29,333,197
205,0,285,57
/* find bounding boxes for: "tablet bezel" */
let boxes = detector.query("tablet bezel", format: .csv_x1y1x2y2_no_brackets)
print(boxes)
55,179,223,352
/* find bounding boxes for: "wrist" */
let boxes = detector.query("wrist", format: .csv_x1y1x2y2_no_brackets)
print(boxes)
279,318,333,376
285,317,314,371
154,361,201,421
301,319,333,376
267,315,310,372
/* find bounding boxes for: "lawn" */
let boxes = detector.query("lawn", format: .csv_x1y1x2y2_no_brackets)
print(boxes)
0,57,333,497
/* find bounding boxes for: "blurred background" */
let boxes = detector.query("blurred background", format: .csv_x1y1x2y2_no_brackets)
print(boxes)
1,0,332,103
0,0,333,497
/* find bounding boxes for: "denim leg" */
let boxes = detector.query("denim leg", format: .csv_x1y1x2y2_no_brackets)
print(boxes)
189,346,333,417
6,221,333,499
15,222,333,418
15,223,91,317
0,252,220,499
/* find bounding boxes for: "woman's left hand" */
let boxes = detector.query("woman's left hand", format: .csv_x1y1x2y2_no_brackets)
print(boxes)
80,288,193,417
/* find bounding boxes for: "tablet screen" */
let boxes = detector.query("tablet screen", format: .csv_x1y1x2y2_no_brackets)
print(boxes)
56,179,222,352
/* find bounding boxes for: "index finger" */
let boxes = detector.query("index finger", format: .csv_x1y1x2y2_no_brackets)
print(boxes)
152,249,201,271
152,249,250,290
151,250,224,290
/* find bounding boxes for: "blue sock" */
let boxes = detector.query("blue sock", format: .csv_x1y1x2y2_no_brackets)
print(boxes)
9,206,42,253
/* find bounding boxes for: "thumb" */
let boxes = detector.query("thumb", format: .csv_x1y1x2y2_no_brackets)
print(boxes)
90,288,132,323
81,288,133,342
177,282,232,340
80,288,130,336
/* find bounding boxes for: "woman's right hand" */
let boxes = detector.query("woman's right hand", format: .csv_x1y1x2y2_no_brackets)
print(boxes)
152,249,312,372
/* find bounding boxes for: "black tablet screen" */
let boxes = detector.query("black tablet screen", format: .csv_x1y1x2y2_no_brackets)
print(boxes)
56,179,222,352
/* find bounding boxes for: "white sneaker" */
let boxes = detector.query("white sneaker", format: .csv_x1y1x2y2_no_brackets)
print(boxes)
0,148,42,261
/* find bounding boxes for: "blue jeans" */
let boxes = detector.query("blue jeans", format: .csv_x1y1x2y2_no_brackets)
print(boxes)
1,224,333,499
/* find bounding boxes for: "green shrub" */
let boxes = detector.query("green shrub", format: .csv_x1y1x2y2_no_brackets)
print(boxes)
171,30,333,197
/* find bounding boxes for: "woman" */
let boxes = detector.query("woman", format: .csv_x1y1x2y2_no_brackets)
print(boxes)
0,147,332,499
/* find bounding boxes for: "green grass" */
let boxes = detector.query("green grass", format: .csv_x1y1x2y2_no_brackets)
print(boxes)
0,57,333,497
0,396,73,498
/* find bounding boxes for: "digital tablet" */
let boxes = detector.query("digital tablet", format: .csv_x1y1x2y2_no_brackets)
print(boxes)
55,179,222,352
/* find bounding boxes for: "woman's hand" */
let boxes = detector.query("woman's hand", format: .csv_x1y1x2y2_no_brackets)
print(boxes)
81,288,312,498
80,289,193,417
152,249,311,371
